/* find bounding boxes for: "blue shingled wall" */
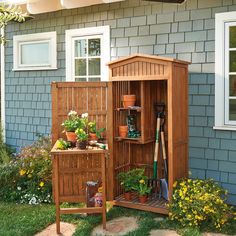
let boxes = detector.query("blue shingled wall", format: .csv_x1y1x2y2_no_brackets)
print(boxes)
4,0,236,204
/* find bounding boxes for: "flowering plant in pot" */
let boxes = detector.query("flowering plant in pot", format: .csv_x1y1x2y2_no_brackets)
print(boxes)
75,128,88,149
133,176,151,203
61,110,81,143
88,121,106,141
118,168,145,201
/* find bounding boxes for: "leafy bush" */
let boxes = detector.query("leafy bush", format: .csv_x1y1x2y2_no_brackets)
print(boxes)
169,178,233,230
0,135,52,204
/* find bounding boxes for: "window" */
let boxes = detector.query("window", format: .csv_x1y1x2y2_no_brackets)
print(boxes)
66,26,110,82
13,32,57,70
215,12,236,130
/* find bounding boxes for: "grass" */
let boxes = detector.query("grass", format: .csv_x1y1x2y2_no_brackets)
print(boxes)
0,202,235,236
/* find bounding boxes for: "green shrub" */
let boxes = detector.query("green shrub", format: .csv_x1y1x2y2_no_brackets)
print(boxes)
168,178,233,230
0,135,52,204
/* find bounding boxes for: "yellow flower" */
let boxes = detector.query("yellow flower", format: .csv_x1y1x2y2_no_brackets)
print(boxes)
19,169,26,176
39,181,44,187
98,187,103,193
139,179,145,184
173,181,177,188
28,174,32,178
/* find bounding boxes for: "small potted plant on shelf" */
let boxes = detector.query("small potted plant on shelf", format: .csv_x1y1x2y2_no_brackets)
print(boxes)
75,128,88,149
118,168,146,201
118,125,128,138
134,177,151,204
88,121,106,141
61,110,81,143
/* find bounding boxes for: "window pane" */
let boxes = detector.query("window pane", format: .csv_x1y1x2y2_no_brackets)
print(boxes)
229,99,236,120
88,38,100,56
88,58,100,76
230,51,236,72
88,77,100,82
230,75,236,96
75,77,87,82
75,59,86,76
230,26,236,48
21,42,49,65
75,39,87,57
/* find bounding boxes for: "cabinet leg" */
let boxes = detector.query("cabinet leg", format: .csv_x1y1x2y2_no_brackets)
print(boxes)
56,205,60,234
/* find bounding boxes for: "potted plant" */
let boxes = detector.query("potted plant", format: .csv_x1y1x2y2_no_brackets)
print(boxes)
118,168,145,201
75,128,88,149
88,121,106,141
61,110,81,143
134,177,151,204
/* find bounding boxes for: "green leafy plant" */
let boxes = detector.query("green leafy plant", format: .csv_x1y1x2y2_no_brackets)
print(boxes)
118,168,145,192
0,135,52,204
0,4,28,44
133,178,151,196
75,128,88,142
62,110,82,132
88,121,105,139
168,178,233,230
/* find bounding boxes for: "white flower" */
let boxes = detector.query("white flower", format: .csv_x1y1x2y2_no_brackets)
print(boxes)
17,186,21,191
81,113,88,118
29,197,37,205
68,110,77,116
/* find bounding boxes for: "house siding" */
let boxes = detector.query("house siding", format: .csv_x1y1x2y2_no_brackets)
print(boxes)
4,0,236,204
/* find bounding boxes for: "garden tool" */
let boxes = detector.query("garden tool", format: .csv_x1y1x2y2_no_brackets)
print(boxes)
149,103,165,198
160,120,169,201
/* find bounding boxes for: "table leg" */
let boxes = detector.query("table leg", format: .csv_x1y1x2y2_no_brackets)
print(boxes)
102,153,106,230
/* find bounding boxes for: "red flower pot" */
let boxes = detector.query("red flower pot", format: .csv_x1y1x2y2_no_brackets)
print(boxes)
124,192,132,201
122,95,136,108
139,195,148,204
66,131,77,143
119,126,128,138
89,133,98,141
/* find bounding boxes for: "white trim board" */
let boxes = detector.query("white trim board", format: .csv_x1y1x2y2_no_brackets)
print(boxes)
65,26,110,82
215,11,236,129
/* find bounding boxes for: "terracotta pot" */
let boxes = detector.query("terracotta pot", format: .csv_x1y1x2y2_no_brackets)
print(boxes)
122,94,136,108
119,126,128,138
139,195,148,204
89,133,98,141
66,131,77,143
77,140,87,150
124,192,132,201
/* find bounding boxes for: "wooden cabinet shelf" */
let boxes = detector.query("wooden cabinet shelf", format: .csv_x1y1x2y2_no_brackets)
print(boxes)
115,107,142,112
114,136,154,144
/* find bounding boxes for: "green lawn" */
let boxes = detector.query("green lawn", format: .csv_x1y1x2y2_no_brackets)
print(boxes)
0,202,235,236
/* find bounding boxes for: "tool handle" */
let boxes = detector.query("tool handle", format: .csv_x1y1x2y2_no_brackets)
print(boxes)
161,131,167,160
154,117,161,162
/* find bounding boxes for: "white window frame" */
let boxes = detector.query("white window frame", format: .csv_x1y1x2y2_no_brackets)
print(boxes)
214,11,236,131
65,26,110,82
13,31,57,71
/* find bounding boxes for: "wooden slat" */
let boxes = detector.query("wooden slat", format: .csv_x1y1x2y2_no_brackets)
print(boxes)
60,207,103,214
111,75,169,81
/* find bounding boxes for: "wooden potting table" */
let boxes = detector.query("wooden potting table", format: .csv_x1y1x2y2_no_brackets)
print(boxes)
51,144,107,234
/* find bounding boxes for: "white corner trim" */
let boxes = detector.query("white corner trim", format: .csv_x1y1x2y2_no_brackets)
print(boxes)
215,11,236,128
13,31,57,71
1,27,5,141
65,25,110,82
213,126,236,131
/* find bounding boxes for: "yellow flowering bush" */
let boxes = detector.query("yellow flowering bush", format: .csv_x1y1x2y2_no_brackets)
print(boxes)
169,178,233,230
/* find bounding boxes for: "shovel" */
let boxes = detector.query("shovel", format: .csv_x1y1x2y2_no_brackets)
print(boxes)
160,121,169,200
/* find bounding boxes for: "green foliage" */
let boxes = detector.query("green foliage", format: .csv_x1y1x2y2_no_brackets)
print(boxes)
62,110,82,132
88,121,105,139
0,4,28,44
133,178,151,196
168,178,233,230
0,135,52,204
55,138,71,150
75,128,88,141
118,168,145,192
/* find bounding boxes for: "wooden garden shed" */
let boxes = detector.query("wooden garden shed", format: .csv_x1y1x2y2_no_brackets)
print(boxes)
51,54,190,216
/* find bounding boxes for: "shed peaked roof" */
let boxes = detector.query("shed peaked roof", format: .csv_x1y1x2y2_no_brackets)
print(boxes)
107,54,190,66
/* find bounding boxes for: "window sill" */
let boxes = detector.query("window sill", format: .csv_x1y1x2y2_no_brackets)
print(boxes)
213,126,236,131
12,67,58,71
